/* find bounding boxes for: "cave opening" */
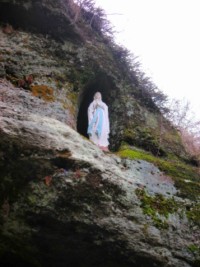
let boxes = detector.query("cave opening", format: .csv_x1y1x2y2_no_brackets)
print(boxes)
77,73,117,149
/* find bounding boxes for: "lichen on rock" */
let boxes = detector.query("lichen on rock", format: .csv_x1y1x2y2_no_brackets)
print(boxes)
0,1,199,267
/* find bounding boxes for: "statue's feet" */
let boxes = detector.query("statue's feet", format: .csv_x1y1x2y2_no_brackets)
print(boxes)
99,146,109,152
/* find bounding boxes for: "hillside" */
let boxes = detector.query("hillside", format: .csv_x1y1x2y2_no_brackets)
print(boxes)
0,1,199,267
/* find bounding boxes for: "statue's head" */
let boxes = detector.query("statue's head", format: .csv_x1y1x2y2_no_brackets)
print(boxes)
94,92,102,100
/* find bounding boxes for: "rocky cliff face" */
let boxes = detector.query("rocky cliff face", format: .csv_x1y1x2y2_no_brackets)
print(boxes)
0,1,199,267
0,79,200,267
0,0,190,155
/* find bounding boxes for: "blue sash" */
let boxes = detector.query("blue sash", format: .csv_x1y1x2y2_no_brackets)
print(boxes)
87,107,103,138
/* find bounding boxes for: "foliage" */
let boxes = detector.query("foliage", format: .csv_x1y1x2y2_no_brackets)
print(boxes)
64,1,168,111
107,42,168,111
163,98,200,160
164,99,197,130
136,70,168,111
67,0,200,158
181,129,200,160
66,0,113,36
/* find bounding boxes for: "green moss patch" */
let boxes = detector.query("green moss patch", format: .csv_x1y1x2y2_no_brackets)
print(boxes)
117,146,200,201
135,188,179,229
187,244,200,267
123,127,166,156
186,203,200,226
118,146,157,162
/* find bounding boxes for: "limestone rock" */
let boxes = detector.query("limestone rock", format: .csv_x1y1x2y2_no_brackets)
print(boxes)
0,1,199,266
0,79,199,267
0,0,190,156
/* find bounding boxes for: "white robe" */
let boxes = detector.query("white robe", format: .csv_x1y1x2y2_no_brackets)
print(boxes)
88,100,110,147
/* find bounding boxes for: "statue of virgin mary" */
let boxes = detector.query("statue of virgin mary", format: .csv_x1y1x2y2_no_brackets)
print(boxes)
87,92,110,151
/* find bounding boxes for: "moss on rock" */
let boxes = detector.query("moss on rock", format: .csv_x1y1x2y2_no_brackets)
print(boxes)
135,188,179,229
30,85,55,102
123,127,166,156
117,146,200,201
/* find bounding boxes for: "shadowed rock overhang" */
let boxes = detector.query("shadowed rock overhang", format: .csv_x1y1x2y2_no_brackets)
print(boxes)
0,0,82,42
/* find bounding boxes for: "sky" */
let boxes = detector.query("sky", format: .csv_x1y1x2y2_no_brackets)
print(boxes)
95,0,200,120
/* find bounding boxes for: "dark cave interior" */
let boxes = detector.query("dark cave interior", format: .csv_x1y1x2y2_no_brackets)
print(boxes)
77,73,117,145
